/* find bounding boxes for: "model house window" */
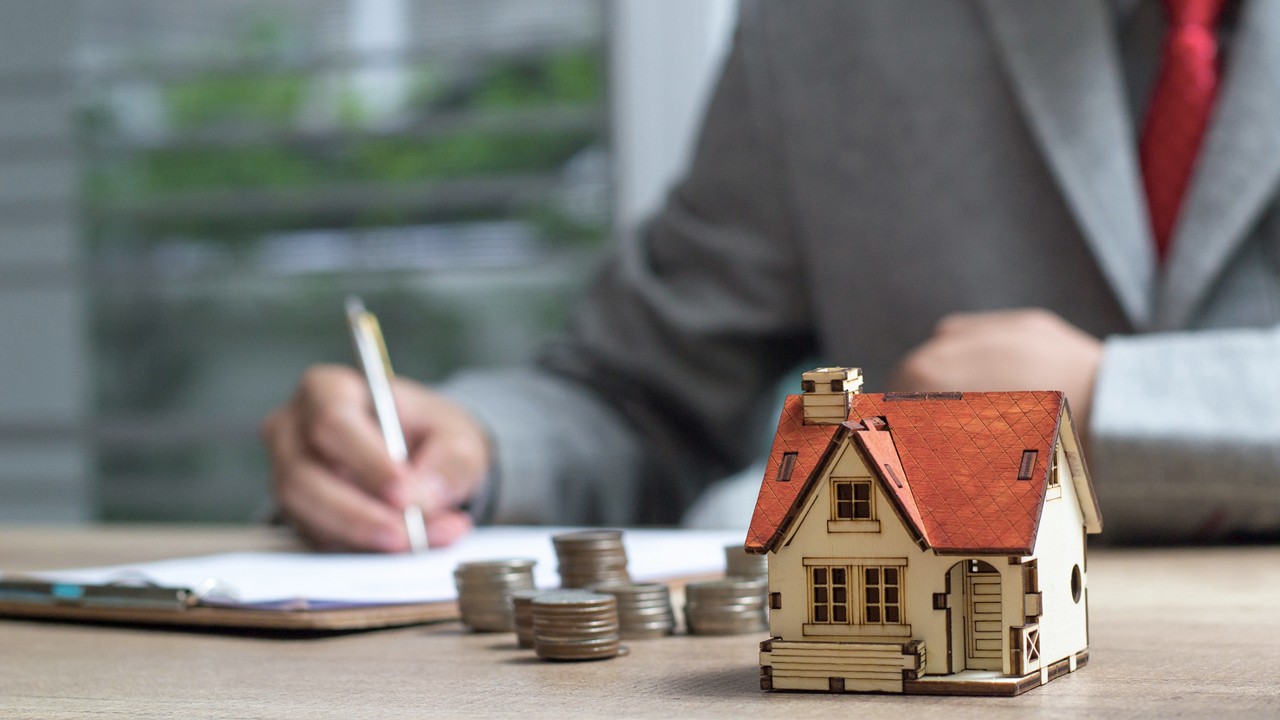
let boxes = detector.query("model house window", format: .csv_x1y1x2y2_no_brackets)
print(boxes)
778,452,798,482
863,566,902,624
810,566,850,624
1017,450,1038,480
808,563,905,626
1045,446,1064,500
832,479,873,520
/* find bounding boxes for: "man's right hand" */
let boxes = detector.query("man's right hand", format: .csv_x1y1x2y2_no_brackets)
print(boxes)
261,364,491,552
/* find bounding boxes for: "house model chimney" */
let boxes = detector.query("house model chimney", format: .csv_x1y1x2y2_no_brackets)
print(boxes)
800,367,863,424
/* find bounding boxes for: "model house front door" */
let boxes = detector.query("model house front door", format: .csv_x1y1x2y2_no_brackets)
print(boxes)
964,560,1002,671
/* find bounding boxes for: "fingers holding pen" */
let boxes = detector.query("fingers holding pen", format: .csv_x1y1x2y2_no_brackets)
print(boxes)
264,359,494,551
288,466,410,553
297,368,489,549
296,364,408,506
263,406,408,552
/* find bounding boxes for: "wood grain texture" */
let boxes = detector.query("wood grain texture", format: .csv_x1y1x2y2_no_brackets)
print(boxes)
2,526,1279,718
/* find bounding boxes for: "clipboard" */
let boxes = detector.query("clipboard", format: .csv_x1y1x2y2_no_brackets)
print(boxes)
0,527,747,633
0,576,457,632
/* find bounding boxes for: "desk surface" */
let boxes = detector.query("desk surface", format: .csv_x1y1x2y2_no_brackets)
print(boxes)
1,525,1278,719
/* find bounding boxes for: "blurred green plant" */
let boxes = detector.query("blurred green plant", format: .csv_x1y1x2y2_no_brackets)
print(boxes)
472,49,602,109
140,145,321,192
84,43,607,247
166,73,309,129
352,130,596,183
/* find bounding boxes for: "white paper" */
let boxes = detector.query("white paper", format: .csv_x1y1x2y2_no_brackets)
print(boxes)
21,527,749,608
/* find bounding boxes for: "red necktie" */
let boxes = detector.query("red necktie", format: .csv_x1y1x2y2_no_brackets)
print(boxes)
1139,0,1228,263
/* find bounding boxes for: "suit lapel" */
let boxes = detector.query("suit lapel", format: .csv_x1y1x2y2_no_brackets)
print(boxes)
982,0,1155,330
1156,0,1280,330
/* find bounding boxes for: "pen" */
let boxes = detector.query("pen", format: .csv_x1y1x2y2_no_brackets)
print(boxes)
345,296,430,553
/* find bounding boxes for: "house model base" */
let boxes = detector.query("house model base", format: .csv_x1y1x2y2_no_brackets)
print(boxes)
760,640,1089,696
747,368,1102,696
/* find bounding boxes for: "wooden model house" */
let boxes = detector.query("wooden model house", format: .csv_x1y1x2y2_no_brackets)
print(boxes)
747,367,1102,696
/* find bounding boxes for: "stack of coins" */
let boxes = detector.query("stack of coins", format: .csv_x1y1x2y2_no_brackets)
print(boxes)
532,590,621,661
510,589,543,649
724,544,768,580
684,578,769,635
453,559,537,632
590,582,675,639
552,530,630,588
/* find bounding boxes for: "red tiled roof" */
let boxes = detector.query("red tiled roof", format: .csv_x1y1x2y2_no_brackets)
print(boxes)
744,395,841,552
852,417,926,547
745,391,1071,555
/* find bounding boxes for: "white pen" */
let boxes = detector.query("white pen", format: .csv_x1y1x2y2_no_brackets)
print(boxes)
345,296,429,553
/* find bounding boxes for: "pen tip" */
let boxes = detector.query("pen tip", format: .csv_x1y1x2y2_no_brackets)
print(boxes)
344,295,366,317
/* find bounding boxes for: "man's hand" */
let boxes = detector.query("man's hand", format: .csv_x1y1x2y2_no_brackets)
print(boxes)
262,364,491,552
890,309,1103,432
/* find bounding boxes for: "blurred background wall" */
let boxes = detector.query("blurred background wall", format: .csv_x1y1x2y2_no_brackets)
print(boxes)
0,0,737,524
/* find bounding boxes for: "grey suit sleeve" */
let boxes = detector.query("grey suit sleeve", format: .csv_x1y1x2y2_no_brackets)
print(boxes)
1090,325,1280,541
441,14,814,527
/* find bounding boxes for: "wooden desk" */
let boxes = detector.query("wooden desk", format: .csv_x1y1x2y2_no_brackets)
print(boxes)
1,526,1278,718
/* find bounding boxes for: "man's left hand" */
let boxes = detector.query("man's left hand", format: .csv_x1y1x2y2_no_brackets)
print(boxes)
889,308,1103,433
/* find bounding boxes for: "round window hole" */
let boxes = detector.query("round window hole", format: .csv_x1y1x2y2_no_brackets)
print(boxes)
1070,565,1082,603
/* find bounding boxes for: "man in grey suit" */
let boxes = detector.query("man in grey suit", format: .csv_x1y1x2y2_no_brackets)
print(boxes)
263,0,1280,550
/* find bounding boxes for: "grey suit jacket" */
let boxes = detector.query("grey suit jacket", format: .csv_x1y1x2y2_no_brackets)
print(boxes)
446,0,1280,542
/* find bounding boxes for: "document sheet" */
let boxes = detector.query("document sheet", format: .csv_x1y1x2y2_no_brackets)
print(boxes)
23,527,749,608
